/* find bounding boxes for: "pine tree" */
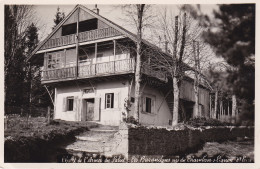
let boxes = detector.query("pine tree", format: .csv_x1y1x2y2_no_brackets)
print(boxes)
52,7,65,30
204,4,255,121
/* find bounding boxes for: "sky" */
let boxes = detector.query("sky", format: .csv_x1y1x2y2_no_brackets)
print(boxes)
34,4,219,41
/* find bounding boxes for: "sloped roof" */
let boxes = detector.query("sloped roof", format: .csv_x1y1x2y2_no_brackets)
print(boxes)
27,4,161,61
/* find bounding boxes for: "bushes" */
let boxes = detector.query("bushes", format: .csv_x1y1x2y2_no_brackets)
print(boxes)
123,116,139,125
186,117,232,127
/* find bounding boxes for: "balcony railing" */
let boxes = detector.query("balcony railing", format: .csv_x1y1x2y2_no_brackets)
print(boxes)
42,59,135,81
78,27,122,43
41,27,122,50
42,34,76,50
42,58,168,83
42,66,76,80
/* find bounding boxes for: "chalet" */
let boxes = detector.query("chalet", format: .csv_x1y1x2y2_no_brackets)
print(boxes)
27,5,210,126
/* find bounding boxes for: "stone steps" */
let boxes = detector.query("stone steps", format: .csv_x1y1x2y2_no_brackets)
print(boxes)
65,125,119,156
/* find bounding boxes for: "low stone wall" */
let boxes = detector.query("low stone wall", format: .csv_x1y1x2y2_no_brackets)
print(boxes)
128,126,254,156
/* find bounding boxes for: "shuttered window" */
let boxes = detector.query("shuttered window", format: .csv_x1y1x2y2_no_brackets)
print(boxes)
105,93,114,109
142,94,156,114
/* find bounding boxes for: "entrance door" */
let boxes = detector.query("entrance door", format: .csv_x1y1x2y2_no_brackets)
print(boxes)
85,98,95,121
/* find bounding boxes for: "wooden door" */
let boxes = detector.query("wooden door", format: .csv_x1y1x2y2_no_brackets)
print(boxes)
86,99,95,121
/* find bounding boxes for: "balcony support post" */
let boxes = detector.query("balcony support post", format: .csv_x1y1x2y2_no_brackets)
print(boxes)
113,40,116,73
75,7,80,78
95,43,97,75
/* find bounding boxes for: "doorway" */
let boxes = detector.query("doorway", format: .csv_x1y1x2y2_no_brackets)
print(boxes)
83,98,95,121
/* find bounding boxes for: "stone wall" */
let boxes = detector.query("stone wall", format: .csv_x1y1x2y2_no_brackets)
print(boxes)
128,126,254,156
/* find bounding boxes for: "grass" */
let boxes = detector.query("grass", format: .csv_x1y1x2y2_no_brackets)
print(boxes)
4,116,100,162
4,116,99,141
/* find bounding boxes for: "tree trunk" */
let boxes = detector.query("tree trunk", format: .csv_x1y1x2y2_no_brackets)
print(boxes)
172,77,179,125
133,5,145,122
193,83,199,118
192,40,200,118
134,41,141,121
209,94,212,118
214,90,218,119
47,106,51,124
232,95,237,123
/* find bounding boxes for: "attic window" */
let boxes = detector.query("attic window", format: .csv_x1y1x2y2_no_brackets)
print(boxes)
79,18,98,32
61,18,98,36
62,23,77,36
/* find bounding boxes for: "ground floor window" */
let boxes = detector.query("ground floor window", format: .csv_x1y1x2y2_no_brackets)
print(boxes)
67,97,74,111
105,93,114,108
145,97,152,113
142,94,155,114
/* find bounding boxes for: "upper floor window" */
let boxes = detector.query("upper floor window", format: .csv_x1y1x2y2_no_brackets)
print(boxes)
79,18,98,32
47,53,61,69
62,23,77,36
145,97,152,113
61,18,98,36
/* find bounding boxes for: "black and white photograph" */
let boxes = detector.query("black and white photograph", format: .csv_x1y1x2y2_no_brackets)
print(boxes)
2,1,257,167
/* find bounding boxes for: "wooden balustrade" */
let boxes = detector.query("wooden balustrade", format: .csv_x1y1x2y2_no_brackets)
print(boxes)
78,27,121,43
42,66,76,81
42,59,135,81
42,34,76,49
42,59,167,83
78,59,135,77
41,27,121,50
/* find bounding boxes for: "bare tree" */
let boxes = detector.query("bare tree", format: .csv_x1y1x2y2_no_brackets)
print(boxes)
5,5,35,78
147,6,214,125
119,5,154,122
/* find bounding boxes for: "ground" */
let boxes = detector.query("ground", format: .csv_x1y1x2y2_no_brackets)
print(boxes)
4,116,254,163
187,139,254,162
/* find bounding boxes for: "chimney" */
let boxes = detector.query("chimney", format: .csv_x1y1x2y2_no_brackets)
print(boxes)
93,4,99,15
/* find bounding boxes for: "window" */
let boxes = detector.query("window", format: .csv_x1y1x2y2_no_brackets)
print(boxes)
61,19,98,36
62,23,77,36
145,97,152,113
47,53,61,69
79,18,98,32
105,93,114,108
67,97,74,111
130,97,135,103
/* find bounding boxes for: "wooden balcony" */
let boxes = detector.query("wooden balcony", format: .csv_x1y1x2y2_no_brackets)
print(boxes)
42,59,168,83
41,27,122,50
42,66,77,81
42,59,135,82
